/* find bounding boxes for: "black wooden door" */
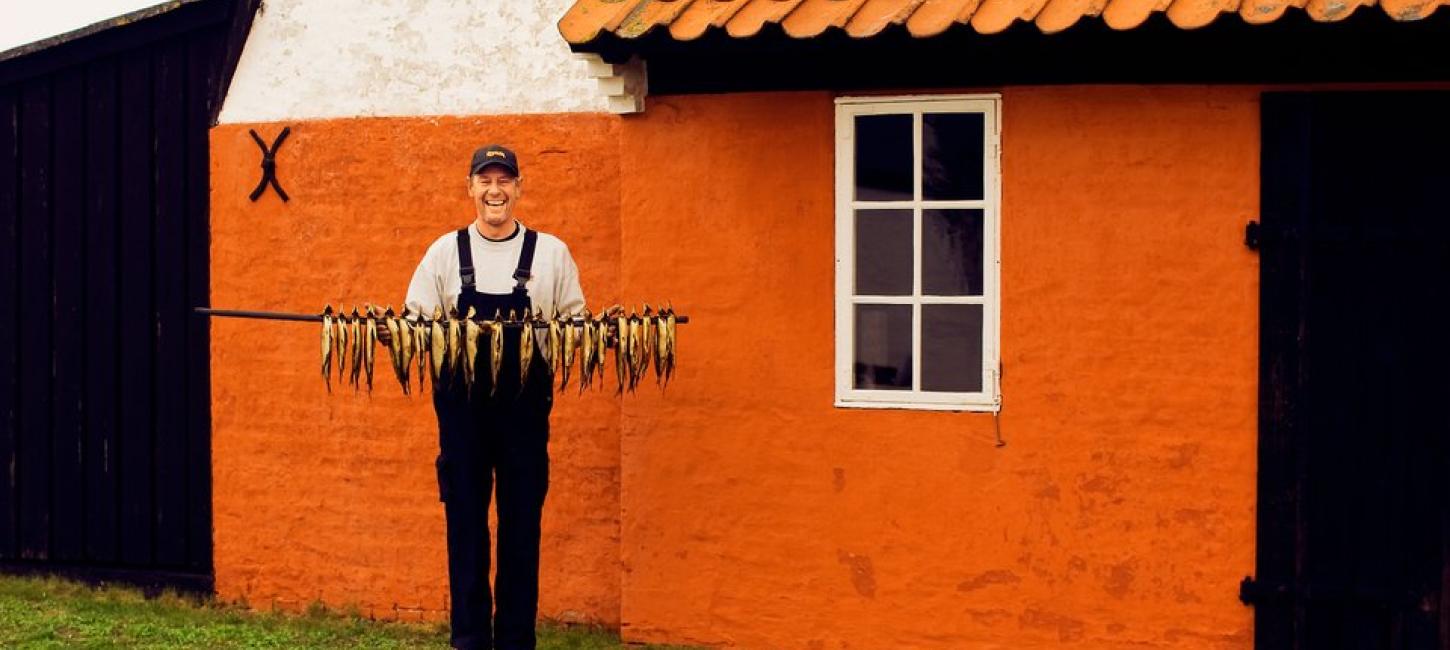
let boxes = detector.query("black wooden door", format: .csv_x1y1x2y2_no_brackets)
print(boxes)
0,3,243,591
1253,92,1450,649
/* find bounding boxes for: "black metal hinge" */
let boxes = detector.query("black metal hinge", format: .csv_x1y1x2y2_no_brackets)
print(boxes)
1240,575,1290,606
1245,220,1299,251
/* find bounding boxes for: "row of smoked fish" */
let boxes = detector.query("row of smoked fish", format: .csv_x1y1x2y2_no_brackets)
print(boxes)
319,304,679,396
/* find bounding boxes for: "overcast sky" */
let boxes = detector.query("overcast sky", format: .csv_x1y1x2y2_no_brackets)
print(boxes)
0,0,167,53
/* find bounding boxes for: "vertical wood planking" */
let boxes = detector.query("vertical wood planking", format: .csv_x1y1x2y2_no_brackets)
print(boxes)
1,6,226,582
1255,92,1311,650
17,79,53,560
49,66,86,563
0,86,17,559
1259,91,1450,649
183,30,218,572
116,48,155,567
82,57,120,564
151,38,187,567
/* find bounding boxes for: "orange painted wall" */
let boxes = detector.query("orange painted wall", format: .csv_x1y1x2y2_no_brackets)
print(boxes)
209,114,625,623
614,87,1260,649
209,86,1261,648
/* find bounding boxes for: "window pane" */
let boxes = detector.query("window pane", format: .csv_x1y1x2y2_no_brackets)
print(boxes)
854,304,912,390
922,209,984,296
855,114,912,201
922,113,984,201
921,304,983,392
855,209,912,296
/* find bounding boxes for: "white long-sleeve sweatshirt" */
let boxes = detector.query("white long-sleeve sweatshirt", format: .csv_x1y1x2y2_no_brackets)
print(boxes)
404,221,586,320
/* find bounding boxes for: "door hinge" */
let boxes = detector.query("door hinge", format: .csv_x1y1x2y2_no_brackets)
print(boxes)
1245,219,1299,251
1239,575,1290,606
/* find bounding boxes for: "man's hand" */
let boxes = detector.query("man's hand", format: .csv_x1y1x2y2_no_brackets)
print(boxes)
376,326,393,346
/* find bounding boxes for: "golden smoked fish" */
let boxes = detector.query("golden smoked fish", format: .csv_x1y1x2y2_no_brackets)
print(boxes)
321,305,334,393
398,308,415,395
384,306,404,394
664,302,677,384
547,314,563,387
560,315,576,391
414,313,429,393
595,313,608,386
639,304,653,380
580,311,595,392
488,312,504,396
349,307,364,390
462,307,480,396
364,305,378,393
336,307,349,376
519,309,537,393
627,310,643,392
430,306,447,386
447,307,464,382
614,312,628,394
655,305,667,386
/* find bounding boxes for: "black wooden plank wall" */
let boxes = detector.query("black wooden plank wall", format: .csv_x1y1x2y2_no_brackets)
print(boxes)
0,27,221,582
1256,92,1450,650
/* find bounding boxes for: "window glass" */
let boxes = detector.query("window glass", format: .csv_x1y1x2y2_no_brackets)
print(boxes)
922,113,984,201
921,304,983,392
922,209,984,296
854,114,913,201
855,209,913,295
853,304,912,390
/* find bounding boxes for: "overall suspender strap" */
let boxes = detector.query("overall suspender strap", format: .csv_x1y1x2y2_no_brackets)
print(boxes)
513,229,539,289
456,228,475,288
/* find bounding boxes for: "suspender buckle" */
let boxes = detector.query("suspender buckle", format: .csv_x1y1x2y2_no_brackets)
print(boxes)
461,266,476,287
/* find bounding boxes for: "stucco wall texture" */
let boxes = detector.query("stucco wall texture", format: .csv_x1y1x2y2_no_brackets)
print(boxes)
210,114,625,623
210,86,1259,648
218,0,609,123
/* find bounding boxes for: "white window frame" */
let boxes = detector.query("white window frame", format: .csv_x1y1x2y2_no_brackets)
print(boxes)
833,94,1002,412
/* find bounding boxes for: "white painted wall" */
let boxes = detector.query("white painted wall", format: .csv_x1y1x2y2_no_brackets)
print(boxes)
218,0,616,123
0,0,170,53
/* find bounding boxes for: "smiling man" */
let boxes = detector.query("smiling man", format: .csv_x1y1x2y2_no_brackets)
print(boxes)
402,144,585,650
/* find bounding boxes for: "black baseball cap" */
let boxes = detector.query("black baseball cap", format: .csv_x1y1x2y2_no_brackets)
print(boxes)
469,144,519,176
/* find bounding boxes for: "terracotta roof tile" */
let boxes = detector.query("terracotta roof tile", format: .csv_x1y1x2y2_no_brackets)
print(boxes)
1305,0,1373,21
905,0,984,36
559,0,646,45
1101,0,1169,29
1165,0,1237,28
725,0,808,38
617,0,699,39
972,0,1051,33
782,0,872,37
1035,0,1104,32
671,0,753,40
1382,0,1444,19
1238,0,1299,25
560,0,1448,43
845,0,927,36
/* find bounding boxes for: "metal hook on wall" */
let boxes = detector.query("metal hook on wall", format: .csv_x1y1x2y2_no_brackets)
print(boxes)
248,126,291,202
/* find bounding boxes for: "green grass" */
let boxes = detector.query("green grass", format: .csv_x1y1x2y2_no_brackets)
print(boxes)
0,573,695,649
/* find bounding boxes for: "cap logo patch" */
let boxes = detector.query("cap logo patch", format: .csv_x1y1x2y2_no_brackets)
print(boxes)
487,151,506,158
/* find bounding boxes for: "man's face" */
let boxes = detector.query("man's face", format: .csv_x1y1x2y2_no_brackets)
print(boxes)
467,166,521,227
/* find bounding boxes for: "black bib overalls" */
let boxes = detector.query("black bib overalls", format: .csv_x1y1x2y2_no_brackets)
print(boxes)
434,226,553,650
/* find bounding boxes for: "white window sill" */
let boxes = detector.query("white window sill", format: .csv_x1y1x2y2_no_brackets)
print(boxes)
834,399,1001,413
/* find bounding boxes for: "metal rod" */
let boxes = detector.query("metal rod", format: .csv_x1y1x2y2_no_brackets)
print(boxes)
193,307,690,327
